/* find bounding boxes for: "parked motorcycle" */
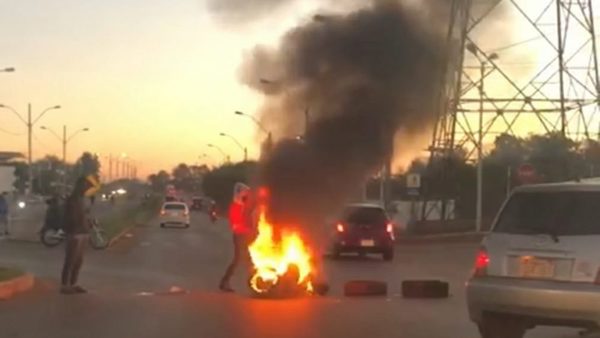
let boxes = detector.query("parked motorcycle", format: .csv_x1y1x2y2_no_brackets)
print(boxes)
40,218,108,250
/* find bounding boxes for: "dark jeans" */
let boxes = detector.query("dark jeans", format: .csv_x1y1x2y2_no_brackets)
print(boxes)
220,234,250,287
61,234,88,286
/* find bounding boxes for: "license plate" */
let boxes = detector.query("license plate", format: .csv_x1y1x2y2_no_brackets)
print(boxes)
360,239,375,247
519,257,555,278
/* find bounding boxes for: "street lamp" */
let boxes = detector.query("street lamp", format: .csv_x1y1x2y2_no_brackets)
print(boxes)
41,125,89,193
235,110,273,157
207,143,230,163
0,103,61,194
466,42,499,233
40,125,90,163
0,67,15,73
220,132,247,162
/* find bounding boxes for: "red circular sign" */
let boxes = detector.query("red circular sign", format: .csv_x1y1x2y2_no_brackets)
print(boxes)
518,163,536,183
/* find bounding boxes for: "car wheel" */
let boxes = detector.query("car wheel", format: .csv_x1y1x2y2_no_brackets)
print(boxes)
382,249,394,261
185,224,190,228
478,315,527,338
160,223,165,228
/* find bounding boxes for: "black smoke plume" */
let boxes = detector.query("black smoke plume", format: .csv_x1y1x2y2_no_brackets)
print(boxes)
240,1,447,240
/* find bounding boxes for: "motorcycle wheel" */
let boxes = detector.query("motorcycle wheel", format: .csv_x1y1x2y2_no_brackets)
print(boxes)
89,228,108,250
40,228,64,247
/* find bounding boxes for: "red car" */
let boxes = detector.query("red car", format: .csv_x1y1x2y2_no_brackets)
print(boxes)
331,203,395,261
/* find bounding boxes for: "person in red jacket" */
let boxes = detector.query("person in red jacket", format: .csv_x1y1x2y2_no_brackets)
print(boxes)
219,183,253,292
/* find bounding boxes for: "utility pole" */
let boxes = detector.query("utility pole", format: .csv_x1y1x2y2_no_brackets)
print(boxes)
476,62,484,233
27,104,32,194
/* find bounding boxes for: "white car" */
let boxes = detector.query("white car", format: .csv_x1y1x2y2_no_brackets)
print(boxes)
159,202,190,228
467,182,600,338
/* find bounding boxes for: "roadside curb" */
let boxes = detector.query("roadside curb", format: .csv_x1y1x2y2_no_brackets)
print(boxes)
0,273,34,300
397,232,487,244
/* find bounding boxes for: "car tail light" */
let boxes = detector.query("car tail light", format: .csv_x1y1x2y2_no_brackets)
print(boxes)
473,248,489,277
184,210,189,216
386,223,395,239
594,269,600,285
336,223,345,233
160,210,166,216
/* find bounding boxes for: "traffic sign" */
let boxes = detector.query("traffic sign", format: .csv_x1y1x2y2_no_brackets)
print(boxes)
407,173,421,189
517,163,536,183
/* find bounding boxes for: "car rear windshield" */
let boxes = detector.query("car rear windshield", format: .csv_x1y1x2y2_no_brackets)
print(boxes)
494,191,600,236
164,204,186,210
343,207,387,225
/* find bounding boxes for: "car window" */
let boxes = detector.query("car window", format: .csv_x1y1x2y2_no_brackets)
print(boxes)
494,191,600,236
164,204,186,210
343,207,387,225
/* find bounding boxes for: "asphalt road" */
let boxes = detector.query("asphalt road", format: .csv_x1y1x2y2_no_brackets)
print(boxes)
0,213,586,338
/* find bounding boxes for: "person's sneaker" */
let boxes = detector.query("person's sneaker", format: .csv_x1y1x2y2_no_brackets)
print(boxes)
72,285,87,294
60,286,76,295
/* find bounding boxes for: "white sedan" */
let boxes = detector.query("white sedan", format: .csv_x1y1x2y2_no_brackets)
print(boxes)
159,202,190,228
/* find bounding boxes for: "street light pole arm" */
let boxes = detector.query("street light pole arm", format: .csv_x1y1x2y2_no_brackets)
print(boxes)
0,105,27,125
33,106,60,125
222,133,244,151
67,128,89,142
41,127,63,142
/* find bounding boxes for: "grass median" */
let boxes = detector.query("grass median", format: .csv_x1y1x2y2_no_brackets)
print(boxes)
101,197,161,241
0,267,25,282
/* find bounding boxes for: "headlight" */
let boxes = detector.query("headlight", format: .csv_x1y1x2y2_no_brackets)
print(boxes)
17,201,26,209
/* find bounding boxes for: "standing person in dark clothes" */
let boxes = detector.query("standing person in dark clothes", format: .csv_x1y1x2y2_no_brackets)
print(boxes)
60,176,97,295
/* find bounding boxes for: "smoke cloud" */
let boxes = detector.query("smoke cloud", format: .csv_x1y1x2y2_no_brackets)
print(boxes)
237,0,448,239
206,0,296,23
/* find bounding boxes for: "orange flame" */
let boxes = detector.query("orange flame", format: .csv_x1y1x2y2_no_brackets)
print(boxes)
248,204,314,294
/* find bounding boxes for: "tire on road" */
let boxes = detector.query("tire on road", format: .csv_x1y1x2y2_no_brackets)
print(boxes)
401,280,449,299
344,280,387,297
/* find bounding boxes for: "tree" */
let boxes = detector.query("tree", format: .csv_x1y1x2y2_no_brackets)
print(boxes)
526,132,582,182
202,161,258,210
148,170,170,192
32,155,65,195
71,152,100,181
13,162,29,194
172,163,193,190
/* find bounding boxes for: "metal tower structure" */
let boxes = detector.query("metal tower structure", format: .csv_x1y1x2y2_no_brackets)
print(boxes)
431,0,600,159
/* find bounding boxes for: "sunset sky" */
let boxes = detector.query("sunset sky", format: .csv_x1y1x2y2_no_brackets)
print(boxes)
2,1,599,178
0,0,326,177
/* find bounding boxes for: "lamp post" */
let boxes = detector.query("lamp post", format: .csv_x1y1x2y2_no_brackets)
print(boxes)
220,132,247,162
466,43,499,232
40,125,89,193
0,103,61,194
234,110,273,157
207,144,230,163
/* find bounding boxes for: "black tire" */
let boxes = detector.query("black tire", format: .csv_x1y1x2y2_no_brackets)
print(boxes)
40,228,63,247
185,224,190,228
160,223,165,228
344,280,387,297
313,282,330,296
382,249,394,261
401,280,449,299
89,229,108,250
478,315,526,338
